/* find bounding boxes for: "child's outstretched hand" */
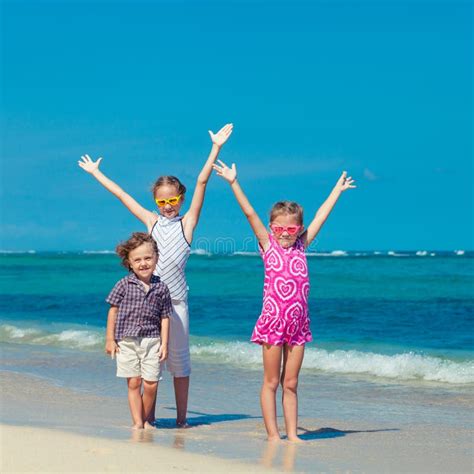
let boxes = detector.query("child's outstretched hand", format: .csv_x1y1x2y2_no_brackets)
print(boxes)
209,123,233,148
212,160,237,184
78,154,103,174
105,339,119,359
336,171,356,192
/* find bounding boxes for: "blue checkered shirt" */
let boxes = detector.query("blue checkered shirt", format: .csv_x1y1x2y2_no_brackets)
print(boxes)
106,273,172,340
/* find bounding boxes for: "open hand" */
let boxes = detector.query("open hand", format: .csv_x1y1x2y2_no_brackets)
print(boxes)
212,160,237,184
78,154,102,174
209,123,233,147
337,171,356,192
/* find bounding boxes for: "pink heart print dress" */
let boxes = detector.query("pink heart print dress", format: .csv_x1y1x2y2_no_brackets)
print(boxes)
251,233,313,346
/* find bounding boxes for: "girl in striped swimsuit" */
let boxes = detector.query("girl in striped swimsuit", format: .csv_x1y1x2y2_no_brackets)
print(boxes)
79,123,233,426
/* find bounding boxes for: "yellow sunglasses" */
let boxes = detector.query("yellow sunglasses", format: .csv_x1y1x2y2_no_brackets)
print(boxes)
155,194,182,207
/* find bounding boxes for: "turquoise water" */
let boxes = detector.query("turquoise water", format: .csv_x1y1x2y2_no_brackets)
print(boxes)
1,251,473,385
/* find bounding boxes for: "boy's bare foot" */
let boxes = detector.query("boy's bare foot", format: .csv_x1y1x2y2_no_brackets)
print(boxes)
287,435,303,443
267,435,281,442
144,421,156,430
176,420,190,429
131,423,144,430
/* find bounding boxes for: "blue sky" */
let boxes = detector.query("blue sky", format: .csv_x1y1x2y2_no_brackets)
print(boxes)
1,0,472,251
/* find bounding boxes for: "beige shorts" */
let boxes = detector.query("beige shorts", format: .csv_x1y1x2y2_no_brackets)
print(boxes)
116,337,162,382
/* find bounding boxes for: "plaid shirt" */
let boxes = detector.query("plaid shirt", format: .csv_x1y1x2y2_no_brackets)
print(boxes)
106,273,172,340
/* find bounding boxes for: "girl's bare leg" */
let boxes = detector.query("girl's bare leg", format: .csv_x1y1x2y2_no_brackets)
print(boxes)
146,394,156,424
127,377,144,429
280,345,305,442
174,376,190,426
142,380,158,428
146,376,190,426
261,344,283,441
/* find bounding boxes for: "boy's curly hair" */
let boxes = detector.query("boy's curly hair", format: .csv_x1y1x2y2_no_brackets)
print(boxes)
116,232,158,270
269,201,304,225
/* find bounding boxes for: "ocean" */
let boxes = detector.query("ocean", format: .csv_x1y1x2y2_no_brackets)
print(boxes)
1,250,472,386
1,250,473,470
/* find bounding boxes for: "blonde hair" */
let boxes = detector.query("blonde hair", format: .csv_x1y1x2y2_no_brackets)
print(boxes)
269,201,304,225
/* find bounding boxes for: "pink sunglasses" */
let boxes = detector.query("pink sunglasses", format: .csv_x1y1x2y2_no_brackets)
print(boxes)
269,224,302,235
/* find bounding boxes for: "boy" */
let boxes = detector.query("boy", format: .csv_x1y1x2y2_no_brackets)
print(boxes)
105,232,171,429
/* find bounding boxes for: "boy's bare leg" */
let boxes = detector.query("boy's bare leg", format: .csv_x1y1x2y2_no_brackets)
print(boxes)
281,345,305,442
261,344,283,441
142,380,158,429
174,376,189,426
127,377,144,429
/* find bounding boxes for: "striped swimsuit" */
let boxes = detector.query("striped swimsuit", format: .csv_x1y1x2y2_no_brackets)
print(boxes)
151,215,191,377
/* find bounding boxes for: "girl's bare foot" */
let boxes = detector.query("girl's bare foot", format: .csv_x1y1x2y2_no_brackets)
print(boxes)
287,435,303,443
144,421,155,430
131,423,144,430
267,435,281,442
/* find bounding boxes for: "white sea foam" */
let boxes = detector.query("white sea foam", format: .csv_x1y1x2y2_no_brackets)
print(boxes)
454,250,465,256
416,251,428,256
191,341,262,365
307,250,348,257
190,342,474,385
190,249,212,256
302,349,474,384
34,330,103,349
82,250,114,254
387,251,409,257
2,325,472,385
1,325,42,339
0,250,36,254
233,251,259,256
330,250,348,256
0,325,102,349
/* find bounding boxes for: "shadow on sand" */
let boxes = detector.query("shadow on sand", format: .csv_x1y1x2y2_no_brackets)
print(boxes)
155,407,261,428
297,426,399,441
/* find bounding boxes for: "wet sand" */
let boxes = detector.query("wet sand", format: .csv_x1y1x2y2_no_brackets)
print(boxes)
1,370,472,473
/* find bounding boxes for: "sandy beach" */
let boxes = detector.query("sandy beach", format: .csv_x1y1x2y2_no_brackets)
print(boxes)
1,368,473,473
1,424,272,473
3,419,473,473
1,251,473,473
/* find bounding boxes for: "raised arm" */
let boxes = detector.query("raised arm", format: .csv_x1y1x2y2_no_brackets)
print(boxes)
183,124,233,234
213,160,270,251
78,154,157,231
303,171,356,247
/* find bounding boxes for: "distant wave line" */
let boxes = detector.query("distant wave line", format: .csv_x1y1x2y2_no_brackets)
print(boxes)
1,250,470,257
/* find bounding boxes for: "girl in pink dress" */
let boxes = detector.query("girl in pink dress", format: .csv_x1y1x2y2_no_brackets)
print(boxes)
213,160,355,442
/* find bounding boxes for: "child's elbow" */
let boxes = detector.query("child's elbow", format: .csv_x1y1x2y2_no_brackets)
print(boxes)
196,177,208,187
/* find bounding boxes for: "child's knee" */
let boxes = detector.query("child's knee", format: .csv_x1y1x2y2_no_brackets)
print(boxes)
263,377,279,392
127,377,142,390
142,380,158,392
282,377,298,393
